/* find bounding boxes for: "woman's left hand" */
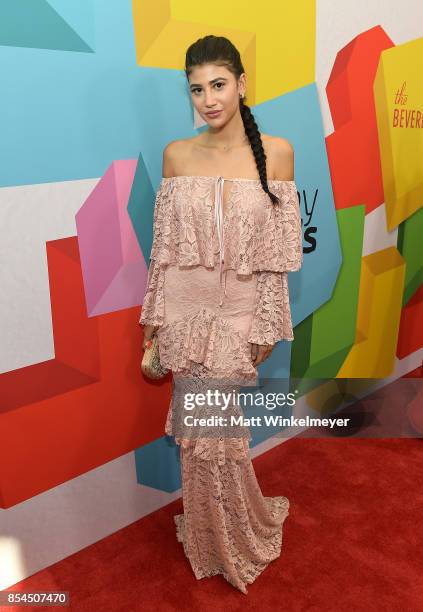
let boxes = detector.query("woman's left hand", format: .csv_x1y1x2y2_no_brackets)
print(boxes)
250,342,274,366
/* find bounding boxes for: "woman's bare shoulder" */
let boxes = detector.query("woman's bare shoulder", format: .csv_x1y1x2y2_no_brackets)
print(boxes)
162,138,196,177
261,133,293,151
261,135,294,181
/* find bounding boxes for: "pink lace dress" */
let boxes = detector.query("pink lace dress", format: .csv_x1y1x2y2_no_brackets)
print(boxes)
139,175,303,594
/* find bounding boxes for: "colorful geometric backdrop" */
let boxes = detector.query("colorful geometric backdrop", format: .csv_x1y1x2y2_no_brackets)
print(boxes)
0,0,422,589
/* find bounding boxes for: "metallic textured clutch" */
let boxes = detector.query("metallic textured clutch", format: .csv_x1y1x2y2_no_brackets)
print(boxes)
141,334,169,379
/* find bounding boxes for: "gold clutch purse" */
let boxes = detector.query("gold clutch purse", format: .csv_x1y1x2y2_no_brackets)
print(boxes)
141,334,169,379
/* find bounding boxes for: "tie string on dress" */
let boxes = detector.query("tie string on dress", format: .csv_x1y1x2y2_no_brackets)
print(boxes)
215,177,228,306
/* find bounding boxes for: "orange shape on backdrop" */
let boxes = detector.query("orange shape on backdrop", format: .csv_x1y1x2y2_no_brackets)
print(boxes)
0,237,170,509
326,26,394,213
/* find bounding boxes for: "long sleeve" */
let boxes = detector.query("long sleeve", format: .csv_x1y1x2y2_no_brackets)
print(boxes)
139,258,165,326
138,179,170,327
247,181,303,345
278,182,303,272
247,271,294,345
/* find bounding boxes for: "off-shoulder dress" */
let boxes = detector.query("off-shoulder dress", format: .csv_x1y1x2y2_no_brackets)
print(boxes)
139,174,303,594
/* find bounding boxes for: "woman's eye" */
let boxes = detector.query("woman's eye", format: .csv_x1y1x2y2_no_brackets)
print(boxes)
191,83,224,95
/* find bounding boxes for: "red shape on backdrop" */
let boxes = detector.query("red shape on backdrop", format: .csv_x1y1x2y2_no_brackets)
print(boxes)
325,26,394,213
0,237,170,508
396,284,423,360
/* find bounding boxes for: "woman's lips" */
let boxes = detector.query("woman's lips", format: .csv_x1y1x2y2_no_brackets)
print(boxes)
206,110,222,117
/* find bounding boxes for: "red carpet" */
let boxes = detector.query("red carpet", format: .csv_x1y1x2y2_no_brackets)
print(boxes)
5,436,423,611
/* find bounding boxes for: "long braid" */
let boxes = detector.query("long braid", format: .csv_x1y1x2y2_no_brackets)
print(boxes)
239,98,280,204
185,34,280,205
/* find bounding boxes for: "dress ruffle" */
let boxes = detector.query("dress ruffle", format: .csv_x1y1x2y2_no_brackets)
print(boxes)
139,176,303,335
140,266,296,346
149,176,303,275
157,306,258,376
174,437,251,465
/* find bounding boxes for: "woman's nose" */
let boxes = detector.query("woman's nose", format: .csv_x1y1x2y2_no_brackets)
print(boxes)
204,89,216,106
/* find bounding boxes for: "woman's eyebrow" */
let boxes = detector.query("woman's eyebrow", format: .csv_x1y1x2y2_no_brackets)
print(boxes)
189,77,228,88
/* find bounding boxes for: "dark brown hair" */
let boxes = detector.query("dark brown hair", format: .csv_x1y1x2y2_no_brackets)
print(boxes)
185,35,280,205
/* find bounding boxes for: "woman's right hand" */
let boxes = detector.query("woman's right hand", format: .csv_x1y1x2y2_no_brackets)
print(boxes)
142,324,159,350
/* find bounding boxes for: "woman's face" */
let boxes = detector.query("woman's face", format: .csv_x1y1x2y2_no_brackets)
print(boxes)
188,63,246,126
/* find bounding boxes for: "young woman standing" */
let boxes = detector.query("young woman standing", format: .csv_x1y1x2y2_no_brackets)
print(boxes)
140,35,303,594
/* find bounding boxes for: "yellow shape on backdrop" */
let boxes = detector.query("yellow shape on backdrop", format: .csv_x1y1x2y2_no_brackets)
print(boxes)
374,36,423,231
306,378,380,418
337,247,406,378
132,0,315,104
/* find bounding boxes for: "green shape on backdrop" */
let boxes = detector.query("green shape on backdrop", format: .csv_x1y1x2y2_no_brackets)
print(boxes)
291,205,365,381
397,204,423,306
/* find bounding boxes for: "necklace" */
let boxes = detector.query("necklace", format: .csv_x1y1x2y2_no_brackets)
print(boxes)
197,137,249,152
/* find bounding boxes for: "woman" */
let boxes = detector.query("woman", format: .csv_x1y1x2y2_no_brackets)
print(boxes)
139,35,303,594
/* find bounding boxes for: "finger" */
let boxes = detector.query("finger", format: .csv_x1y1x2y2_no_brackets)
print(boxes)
255,347,266,366
259,344,274,364
263,347,273,362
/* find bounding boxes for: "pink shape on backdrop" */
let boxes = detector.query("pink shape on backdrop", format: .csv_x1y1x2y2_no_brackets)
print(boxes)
76,159,148,316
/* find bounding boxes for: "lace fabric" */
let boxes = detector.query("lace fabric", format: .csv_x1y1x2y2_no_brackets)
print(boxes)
247,270,294,345
140,265,294,349
175,443,290,595
139,258,165,327
148,176,303,274
139,177,302,342
165,362,290,595
138,176,302,593
157,301,259,376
